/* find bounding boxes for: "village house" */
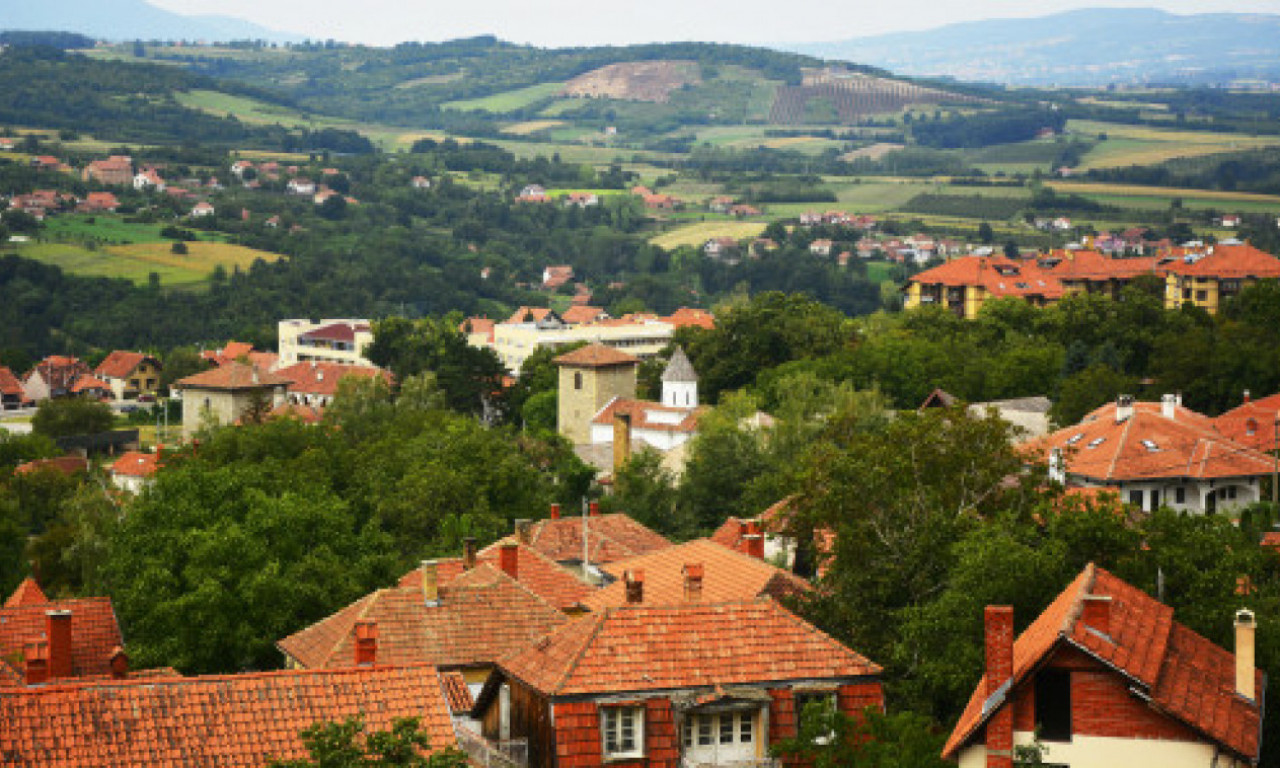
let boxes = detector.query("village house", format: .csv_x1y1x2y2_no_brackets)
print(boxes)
189,201,215,218
200,340,280,372
0,366,27,410
518,184,551,203
564,192,599,208
1213,391,1280,453
703,236,741,262
21,355,89,402
809,238,835,257
542,265,574,289
82,155,133,186
729,204,763,218
708,195,736,213
472,592,884,768
78,191,120,213
1028,395,1275,514
287,178,316,195
70,375,112,400
277,318,375,367
0,577,126,688
107,450,162,494
173,361,291,439
486,504,672,584
276,360,390,408
0,137,15,151
229,159,254,178
943,563,1264,768
132,169,165,191
93,351,162,401
412,175,432,189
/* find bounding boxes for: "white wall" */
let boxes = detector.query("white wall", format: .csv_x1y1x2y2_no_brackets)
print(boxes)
957,730,1248,768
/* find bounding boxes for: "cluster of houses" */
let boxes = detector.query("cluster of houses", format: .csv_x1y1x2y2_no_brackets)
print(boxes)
0,480,1266,766
704,228,965,267
905,240,1280,318
0,352,162,410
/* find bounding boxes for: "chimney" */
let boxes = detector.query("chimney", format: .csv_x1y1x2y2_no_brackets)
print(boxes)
1237,608,1257,701
589,501,600,517
462,538,478,570
515,518,533,545
421,560,440,606
1081,594,1112,636
499,542,519,579
109,647,128,680
24,642,49,685
1244,390,1252,405
683,563,704,602
1161,393,1178,419
47,609,73,680
613,412,632,474
743,534,765,560
983,605,1015,768
1115,394,1134,423
550,503,561,520
625,570,644,604
354,620,378,666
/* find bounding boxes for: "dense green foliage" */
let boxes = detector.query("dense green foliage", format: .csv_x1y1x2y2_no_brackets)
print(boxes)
270,717,468,768
31,397,115,438
912,107,1067,149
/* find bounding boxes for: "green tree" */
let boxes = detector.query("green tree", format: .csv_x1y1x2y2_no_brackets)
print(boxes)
1050,363,1138,427
270,716,468,768
366,317,506,417
32,397,114,439
772,701,950,768
604,447,689,538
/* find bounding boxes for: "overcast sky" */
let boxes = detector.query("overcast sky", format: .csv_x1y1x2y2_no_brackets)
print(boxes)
148,0,1280,47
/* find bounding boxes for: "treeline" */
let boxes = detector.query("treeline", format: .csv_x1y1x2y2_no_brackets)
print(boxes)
912,107,1068,149
1085,147,1280,195
0,31,95,49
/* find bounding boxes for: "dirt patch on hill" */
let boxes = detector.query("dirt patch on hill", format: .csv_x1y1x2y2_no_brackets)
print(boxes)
561,60,701,103
842,142,905,161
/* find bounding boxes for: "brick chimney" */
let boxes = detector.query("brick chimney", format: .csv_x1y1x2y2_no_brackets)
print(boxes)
24,642,49,685
984,605,1015,768
515,518,533,545
1237,608,1256,701
47,609,73,680
499,542,519,579
625,570,645,604
109,647,128,680
462,538,477,570
421,560,440,606
613,412,632,474
589,501,600,517
550,503,561,520
683,563,704,602
742,534,765,560
1244,390,1252,405
1081,594,1111,636
354,620,378,666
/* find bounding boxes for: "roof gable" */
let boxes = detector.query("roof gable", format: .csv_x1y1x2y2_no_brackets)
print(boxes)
485,513,672,565
553,344,639,369
0,596,123,683
3,578,47,609
176,361,291,391
94,351,156,380
397,546,593,611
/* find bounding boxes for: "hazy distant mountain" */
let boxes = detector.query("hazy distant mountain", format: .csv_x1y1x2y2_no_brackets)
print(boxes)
790,8,1280,86
0,0,302,43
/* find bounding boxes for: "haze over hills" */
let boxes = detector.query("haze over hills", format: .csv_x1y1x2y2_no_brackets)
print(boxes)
790,8,1280,87
0,0,302,43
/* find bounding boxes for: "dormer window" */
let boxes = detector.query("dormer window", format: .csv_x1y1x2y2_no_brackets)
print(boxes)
1087,437,1106,448
1066,433,1085,445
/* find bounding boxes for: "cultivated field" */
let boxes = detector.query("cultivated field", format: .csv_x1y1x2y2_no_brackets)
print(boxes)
443,83,565,113
17,240,283,287
501,120,567,136
649,221,768,249
1068,120,1280,170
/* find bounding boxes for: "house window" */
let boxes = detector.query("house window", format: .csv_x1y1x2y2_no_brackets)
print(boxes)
683,710,760,763
1034,669,1072,742
574,372,583,390
1128,490,1142,507
602,706,644,759
1175,487,1186,505
795,691,837,744
1196,290,1208,302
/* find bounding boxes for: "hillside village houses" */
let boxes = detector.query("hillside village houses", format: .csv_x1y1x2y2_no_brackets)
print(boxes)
277,318,375,367
172,361,291,439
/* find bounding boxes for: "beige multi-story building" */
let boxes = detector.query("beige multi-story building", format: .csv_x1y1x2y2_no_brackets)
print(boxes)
481,308,675,374
277,319,375,367
174,362,291,439
555,344,640,445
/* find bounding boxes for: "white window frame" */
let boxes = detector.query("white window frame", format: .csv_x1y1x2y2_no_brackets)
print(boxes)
601,705,645,760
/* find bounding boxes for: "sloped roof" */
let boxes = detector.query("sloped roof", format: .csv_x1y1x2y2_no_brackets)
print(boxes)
1042,249,1159,281
3,578,47,609
496,598,880,697
584,539,808,611
108,451,160,479
484,513,672,565
300,322,368,343
661,346,698,383
276,362,390,398
277,564,568,670
70,376,110,394
1213,393,1280,453
553,344,639,369
943,564,1264,764
0,664,458,767
175,361,291,392
0,595,123,684
560,305,608,325
14,457,89,477
1023,400,1275,483
269,402,324,424
909,255,1066,299
0,366,23,397
397,546,593,612
1164,243,1280,279
590,397,703,434
505,306,555,325
94,352,155,381
440,670,474,713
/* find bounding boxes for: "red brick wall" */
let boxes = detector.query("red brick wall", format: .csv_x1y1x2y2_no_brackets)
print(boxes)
551,697,681,768
837,682,884,715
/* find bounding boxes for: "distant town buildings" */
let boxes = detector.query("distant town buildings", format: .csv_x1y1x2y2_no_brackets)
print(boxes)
277,319,375,367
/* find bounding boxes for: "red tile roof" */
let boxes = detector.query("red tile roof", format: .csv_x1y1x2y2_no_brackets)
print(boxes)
14,456,89,477
0,595,123,684
553,344,639,369
497,598,880,697
560,305,608,325
910,255,1066,300
3,578,47,609
504,306,555,324
175,361,291,391
70,375,110,394
0,663,458,767
584,539,808,611
94,351,156,381
440,670,475,713
663,307,716,330
590,397,704,433
1024,400,1275,483
269,402,324,423
108,451,160,479
943,563,1264,764
397,546,594,611
0,366,23,398
278,563,568,670
1164,242,1280,279
27,356,89,391
276,362,390,398
300,322,368,343
1213,393,1280,452
484,512,672,565
460,317,496,342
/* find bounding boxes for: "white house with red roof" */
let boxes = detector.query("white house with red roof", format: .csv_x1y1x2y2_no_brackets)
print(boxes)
586,347,704,453
944,563,1263,768
277,318,375,367
276,361,391,407
132,169,165,191
1027,395,1274,515
108,450,162,493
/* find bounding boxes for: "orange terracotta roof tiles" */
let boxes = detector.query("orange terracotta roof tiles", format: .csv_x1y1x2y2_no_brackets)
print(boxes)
175,361,291,391
910,255,1066,300
498,598,880,697
398,547,593,611
4,578,47,609
440,670,474,713
584,539,808,611
108,451,160,479
0,663,458,767
1213,393,1280,452
553,343,640,369
663,307,716,330
1024,400,1274,483
278,563,568,670
484,512,672,565
94,351,156,380
276,361,390,398
70,375,110,394
504,306,555,324
943,563,1264,764
0,366,26,397
560,305,609,325
0,595,123,684
590,397,704,433
1261,531,1280,550
14,456,89,477
1164,242,1280,279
